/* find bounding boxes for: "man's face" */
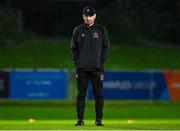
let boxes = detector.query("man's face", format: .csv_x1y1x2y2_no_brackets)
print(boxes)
83,14,96,26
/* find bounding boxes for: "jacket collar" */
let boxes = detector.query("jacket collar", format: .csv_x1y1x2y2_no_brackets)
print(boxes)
83,22,97,29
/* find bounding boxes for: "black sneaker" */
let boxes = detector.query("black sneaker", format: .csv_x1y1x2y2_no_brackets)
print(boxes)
95,119,104,126
75,119,84,126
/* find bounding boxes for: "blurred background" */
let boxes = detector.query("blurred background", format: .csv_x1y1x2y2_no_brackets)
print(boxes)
1,0,180,44
0,0,180,68
0,0,180,130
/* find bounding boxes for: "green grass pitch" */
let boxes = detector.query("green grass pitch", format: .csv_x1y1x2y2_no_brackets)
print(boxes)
0,101,180,130
1,119,180,130
1,38,180,69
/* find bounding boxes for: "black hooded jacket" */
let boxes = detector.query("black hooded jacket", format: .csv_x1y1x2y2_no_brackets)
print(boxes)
70,23,110,72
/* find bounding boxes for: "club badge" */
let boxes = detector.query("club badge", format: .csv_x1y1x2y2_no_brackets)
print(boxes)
92,32,99,39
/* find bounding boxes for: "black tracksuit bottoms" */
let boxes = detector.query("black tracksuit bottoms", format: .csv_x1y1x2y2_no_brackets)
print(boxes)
76,71,104,120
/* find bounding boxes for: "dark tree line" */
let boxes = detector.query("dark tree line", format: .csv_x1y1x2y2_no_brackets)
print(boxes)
97,0,180,44
0,0,180,45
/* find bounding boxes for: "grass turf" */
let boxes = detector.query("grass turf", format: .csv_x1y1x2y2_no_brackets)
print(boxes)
1,119,180,130
0,37,180,69
0,101,180,130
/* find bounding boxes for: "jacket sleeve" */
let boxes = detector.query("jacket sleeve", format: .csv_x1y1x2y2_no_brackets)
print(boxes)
70,28,79,69
101,26,110,65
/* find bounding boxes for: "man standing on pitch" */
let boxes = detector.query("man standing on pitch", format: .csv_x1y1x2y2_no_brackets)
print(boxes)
70,5,110,126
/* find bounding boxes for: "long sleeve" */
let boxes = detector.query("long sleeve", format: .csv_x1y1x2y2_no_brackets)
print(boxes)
101,26,110,65
70,28,79,68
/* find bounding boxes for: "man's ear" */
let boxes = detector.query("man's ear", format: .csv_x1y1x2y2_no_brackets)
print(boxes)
94,14,96,19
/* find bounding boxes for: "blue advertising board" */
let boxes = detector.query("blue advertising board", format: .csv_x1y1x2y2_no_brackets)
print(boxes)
10,70,68,100
151,72,170,100
88,71,169,100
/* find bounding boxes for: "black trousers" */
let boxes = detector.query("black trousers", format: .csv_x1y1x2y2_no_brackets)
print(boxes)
76,71,104,120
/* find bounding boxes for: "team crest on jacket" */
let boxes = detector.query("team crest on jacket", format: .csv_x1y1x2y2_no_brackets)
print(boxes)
92,32,99,39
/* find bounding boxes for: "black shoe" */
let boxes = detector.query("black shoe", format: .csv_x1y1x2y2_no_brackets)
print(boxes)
75,119,84,126
95,119,104,126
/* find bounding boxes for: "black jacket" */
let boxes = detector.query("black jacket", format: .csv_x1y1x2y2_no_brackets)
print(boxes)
70,23,110,72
